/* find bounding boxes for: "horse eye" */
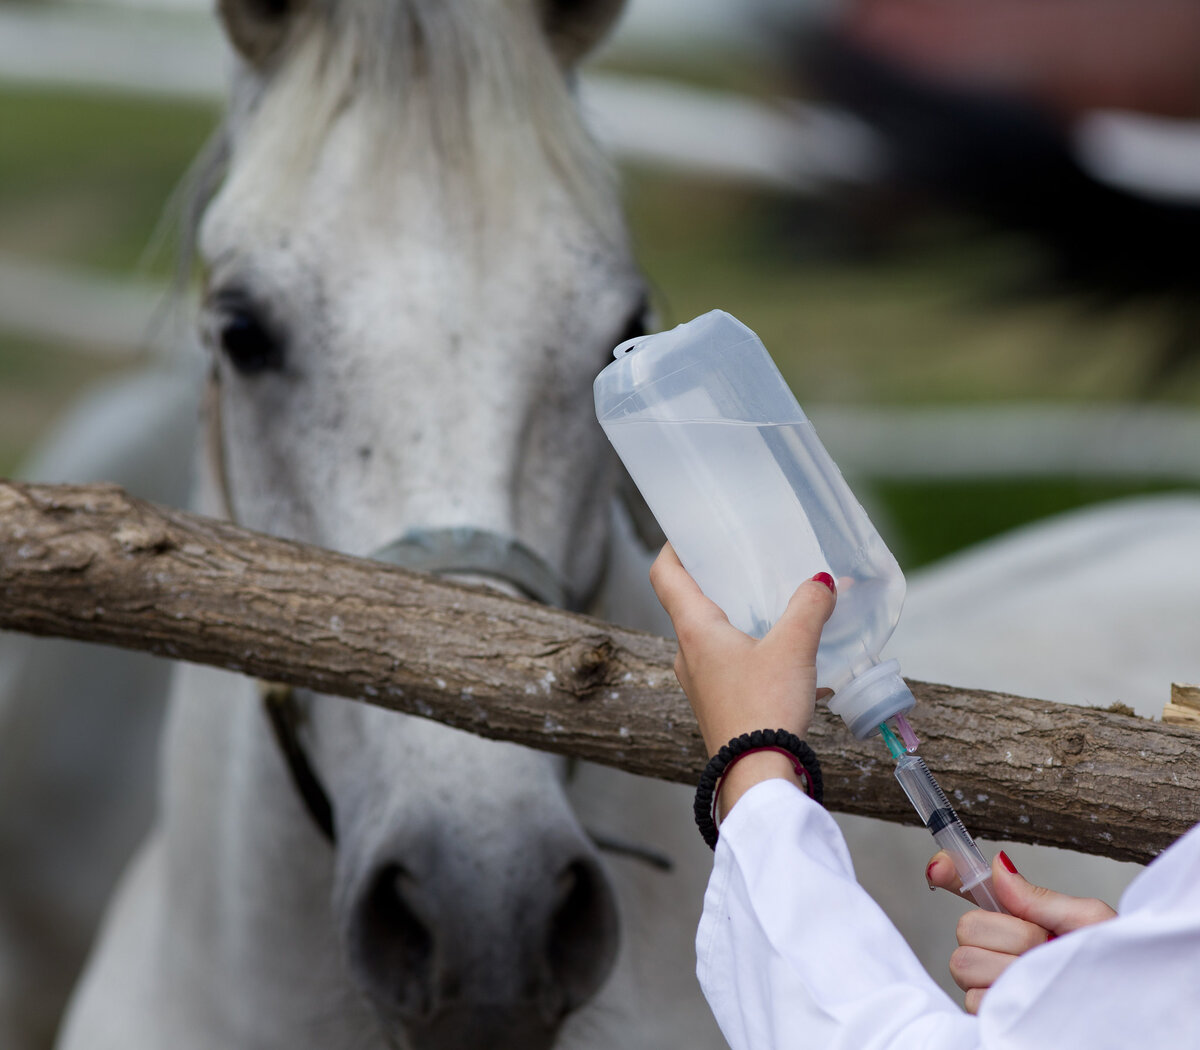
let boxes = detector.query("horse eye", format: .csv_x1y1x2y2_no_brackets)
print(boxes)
218,308,285,375
206,289,286,375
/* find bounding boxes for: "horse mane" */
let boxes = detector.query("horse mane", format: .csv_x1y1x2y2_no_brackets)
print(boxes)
184,0,623,249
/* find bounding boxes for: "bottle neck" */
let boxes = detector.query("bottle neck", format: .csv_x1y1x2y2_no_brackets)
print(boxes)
826,660,917,740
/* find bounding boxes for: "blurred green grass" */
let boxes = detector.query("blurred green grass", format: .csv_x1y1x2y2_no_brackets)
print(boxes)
0,79,1194,567
0,84,219,272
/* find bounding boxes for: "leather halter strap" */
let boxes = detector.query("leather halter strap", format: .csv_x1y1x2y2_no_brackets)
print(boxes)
260,681,337,841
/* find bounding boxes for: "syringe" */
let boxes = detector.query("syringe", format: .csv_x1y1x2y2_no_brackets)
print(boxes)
879,722,1005,913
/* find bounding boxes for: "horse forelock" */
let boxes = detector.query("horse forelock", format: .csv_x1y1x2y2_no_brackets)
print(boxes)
208,0,622,242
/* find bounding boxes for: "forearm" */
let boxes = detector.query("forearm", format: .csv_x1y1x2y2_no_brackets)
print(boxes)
715,752,808,821
698,779,980,1050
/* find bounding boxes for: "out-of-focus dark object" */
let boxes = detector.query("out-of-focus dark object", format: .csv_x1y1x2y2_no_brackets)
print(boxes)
784,1,1200,388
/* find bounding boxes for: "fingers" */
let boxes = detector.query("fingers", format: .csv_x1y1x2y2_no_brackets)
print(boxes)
956,908,1051,958
925,850,964,896
928,850,1117,939
652,547,724,638
945,877,1055,1015
934,849,1118,1014
648,543,704,622
949,944,1022,1003
757,572,838,671
776,572,837,639
652,545,838,652
991,852,1117,936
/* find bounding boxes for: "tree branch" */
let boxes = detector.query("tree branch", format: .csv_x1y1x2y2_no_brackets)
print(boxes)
1,480,1196,864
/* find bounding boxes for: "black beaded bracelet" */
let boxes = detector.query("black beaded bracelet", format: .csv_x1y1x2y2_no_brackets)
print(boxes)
693,728,824,850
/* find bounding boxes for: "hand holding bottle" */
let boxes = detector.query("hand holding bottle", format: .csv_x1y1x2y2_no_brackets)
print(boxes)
650,543,837,815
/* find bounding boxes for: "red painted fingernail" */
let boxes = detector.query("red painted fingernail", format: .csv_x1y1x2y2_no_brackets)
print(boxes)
999,851,1019,874
810,572,836,594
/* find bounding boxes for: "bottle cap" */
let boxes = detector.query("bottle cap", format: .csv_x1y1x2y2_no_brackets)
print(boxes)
827,659,916,739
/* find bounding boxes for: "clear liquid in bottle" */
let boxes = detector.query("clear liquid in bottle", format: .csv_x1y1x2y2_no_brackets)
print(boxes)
594,310,915,738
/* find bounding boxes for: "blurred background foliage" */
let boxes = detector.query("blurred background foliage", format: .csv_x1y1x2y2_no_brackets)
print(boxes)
1,0,1197,573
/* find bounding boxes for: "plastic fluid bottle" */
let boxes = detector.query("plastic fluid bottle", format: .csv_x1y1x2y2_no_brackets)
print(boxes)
593,309,915,740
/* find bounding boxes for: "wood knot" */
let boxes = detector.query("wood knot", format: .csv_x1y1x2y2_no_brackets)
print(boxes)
1059,731,1086,756
558,637,619,699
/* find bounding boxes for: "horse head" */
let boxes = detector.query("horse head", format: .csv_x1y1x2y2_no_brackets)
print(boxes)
196,1,646,1046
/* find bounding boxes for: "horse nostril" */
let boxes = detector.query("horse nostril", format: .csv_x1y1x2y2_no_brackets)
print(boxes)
345,845,619,1039
352,863,437,1020
545,857,619,1014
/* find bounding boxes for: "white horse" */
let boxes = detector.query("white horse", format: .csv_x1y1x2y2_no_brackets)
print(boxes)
57,1,722,1048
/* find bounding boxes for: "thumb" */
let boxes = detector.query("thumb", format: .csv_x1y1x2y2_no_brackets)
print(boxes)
768,572,837,658
991,852,1117,935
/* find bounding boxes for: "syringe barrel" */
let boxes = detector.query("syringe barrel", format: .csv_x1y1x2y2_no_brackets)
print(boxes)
896,754,1007,914
893,754,949,825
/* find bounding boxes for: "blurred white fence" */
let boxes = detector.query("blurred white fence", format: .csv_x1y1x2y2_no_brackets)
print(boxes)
809,404,1200,483
0,253,176,360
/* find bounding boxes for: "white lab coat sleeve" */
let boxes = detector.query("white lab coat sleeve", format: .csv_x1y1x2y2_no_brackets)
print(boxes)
978,817,1200,1046
696,778,1200,1050
696,778,981,1050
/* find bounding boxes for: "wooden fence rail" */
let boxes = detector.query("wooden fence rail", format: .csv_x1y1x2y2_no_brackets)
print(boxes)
2,479,1197,864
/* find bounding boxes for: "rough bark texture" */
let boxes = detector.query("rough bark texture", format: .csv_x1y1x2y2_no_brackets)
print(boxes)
2,480,1196,864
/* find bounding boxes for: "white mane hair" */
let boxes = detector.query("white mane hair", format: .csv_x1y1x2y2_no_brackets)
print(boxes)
212,0,626,246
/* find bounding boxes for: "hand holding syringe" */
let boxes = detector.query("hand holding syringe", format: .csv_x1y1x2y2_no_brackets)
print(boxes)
880,719,1006,913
